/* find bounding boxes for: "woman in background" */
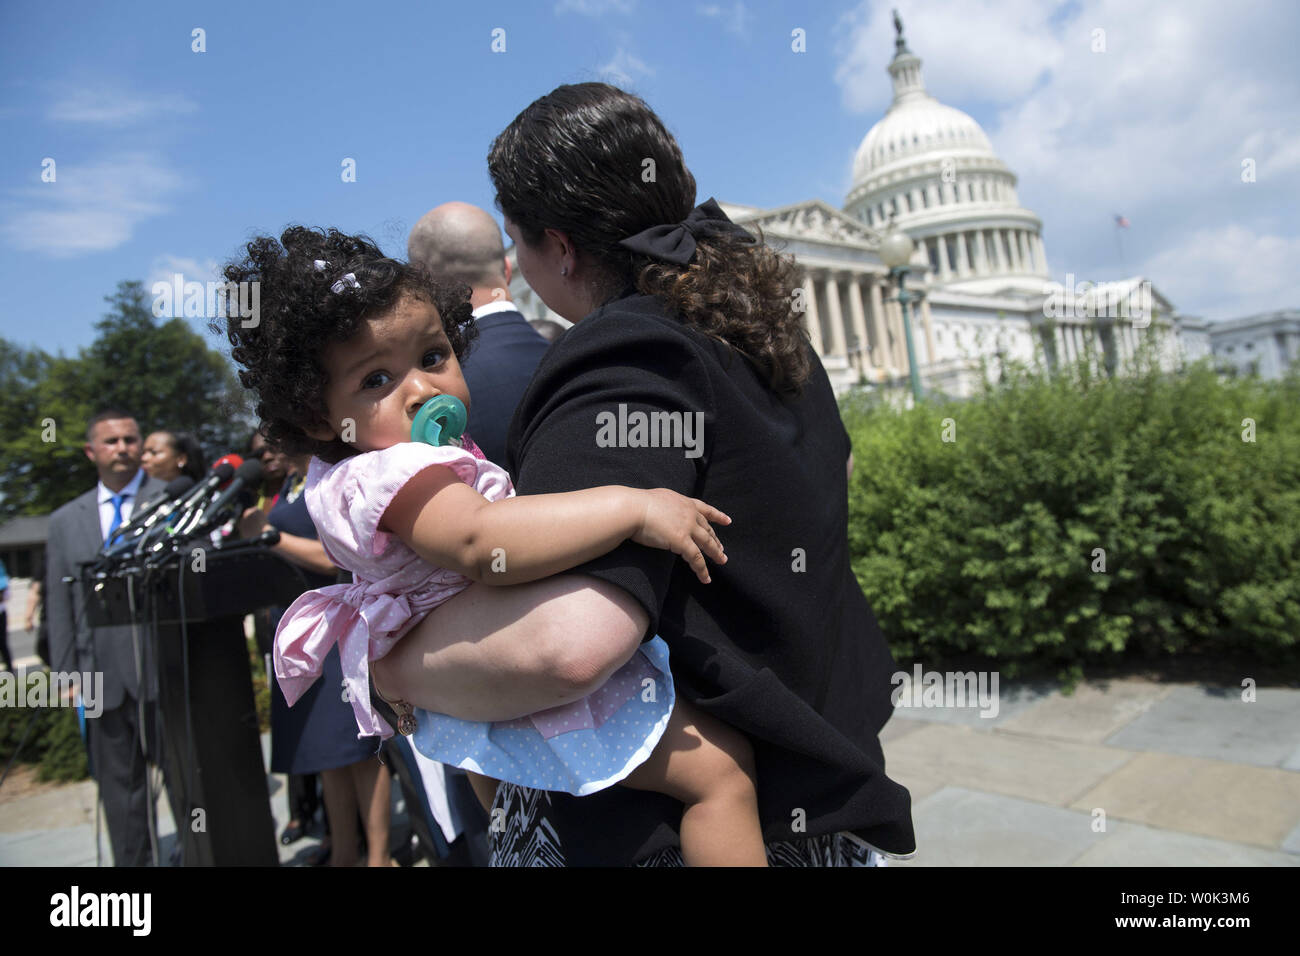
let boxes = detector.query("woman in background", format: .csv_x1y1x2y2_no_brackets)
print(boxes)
141,431,206,484
240,446,393,866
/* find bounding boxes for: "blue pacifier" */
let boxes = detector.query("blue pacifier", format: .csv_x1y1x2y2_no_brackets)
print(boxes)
411,395,468,447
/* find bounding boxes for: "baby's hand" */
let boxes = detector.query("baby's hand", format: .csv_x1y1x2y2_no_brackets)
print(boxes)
631,489,731,584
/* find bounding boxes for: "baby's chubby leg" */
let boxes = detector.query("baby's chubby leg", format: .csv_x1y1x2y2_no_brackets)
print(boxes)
621,697,768,866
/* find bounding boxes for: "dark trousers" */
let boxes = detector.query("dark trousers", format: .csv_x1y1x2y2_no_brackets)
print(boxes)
87,695,182,866
287,773,320,826
0,610,11,670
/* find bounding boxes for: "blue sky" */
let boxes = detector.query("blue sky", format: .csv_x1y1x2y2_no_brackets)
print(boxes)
3,0,1296,355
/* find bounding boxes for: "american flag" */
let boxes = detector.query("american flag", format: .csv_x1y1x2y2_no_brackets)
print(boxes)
1114,214,1130,228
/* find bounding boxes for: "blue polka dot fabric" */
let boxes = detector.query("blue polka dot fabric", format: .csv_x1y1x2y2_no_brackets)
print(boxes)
410,637,675,796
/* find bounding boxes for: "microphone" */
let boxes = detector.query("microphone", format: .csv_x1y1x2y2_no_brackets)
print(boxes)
175,458,265,543
137,455,241,554
101,475,195,556
211,526,281,555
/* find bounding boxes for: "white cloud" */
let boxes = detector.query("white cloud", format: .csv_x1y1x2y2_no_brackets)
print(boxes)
1142,226,1300,321
0,153,184,257
831,0,1300,321
834,0,1065,115
556,0,635,15
698,2,750,37
597,48,655,88
147,254,222,294
48,88,198,126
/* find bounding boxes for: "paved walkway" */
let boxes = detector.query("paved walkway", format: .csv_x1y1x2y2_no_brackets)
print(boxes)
2,669,1298,866
882,675,1300,866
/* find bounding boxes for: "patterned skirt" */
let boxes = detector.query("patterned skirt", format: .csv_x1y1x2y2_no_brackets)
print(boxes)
488,782,890,867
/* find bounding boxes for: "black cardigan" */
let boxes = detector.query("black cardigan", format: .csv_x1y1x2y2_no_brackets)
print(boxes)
504,286,916,863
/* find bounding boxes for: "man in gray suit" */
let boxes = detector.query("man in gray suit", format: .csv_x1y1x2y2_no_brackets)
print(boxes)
45,409,175,865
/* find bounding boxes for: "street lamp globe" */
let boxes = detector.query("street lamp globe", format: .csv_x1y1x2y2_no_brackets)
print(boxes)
879,222,915,269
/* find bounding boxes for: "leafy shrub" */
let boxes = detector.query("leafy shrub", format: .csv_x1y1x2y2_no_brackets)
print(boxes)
843,343,1300,682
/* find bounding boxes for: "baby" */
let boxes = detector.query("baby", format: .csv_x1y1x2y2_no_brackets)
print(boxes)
219,226,767,866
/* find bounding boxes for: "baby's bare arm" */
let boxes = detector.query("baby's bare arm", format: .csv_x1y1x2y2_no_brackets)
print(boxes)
380,465,728,585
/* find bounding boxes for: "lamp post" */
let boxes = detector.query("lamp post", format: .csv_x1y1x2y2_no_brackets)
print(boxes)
879,219,924,405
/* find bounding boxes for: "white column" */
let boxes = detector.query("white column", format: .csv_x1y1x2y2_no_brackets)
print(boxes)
938,235,953,280
1020,232,1034,273
848,276,870,371
1034,235,1047,275
867,277,890,378
993,230,1009,273
802,274,823,356
825,273,847,358
890,298,908,371
1006,229,1022,272
973,231,989,275
920,297,936,366
955,231,971,277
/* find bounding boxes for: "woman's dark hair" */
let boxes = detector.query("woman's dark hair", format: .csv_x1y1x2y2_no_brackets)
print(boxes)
215,226,477,463
488,82,810,394
155,430,206,483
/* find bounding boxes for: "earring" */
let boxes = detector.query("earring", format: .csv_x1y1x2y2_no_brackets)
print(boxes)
561,266,568,276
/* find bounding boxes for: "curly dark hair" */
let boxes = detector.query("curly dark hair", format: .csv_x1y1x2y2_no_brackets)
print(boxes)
488,82,810,395
214,226,477,464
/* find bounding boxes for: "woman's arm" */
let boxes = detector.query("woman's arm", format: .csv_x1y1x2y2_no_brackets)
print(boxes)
371,573,647,722
380,465,727,586
271,532,336,577
237,507,337,577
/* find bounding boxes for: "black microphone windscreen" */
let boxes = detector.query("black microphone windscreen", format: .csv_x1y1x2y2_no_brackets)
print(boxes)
164,475,196,497
235,458,264,484
212,461,236,482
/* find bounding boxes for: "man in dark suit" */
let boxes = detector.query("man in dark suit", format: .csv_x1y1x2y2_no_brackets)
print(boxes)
406,202,552,865
408,201,552,468
45,409,176,865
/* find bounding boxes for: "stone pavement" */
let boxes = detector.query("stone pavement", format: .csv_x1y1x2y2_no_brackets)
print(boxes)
1,672,1297,866
0,731,425,867
881,676,1300,866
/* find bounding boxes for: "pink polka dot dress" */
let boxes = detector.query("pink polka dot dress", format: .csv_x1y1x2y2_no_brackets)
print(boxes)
272,435,675,796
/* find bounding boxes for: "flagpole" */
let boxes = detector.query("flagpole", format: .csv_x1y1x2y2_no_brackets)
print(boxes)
1114,215,1129,275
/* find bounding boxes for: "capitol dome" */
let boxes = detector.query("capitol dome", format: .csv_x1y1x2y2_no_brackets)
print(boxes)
844,16,1050,293
852,95,995,187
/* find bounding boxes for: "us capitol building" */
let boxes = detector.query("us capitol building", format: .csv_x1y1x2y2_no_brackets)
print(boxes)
510,19,1296,398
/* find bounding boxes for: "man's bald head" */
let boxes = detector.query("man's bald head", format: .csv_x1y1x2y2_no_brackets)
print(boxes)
408,202,509,290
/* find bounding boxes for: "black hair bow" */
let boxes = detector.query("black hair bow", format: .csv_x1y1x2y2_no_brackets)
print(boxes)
617,197,756,265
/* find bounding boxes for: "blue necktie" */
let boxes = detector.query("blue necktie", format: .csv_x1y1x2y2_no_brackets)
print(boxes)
105,492,129,545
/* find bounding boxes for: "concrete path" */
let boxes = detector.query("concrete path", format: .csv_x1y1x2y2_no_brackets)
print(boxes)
2,669,1297,866
881,675,1300,866
0,731,425,867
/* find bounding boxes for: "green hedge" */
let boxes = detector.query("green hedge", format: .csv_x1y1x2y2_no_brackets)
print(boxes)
843,344,1300,682
0,692,90,783
0,634,269,787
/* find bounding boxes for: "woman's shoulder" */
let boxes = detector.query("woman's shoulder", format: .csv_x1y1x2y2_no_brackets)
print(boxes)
547,292,718,372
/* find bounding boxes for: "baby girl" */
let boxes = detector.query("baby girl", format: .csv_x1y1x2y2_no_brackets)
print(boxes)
218,226,767,866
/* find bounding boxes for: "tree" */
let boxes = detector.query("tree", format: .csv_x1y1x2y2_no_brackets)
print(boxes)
0,281,254,520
